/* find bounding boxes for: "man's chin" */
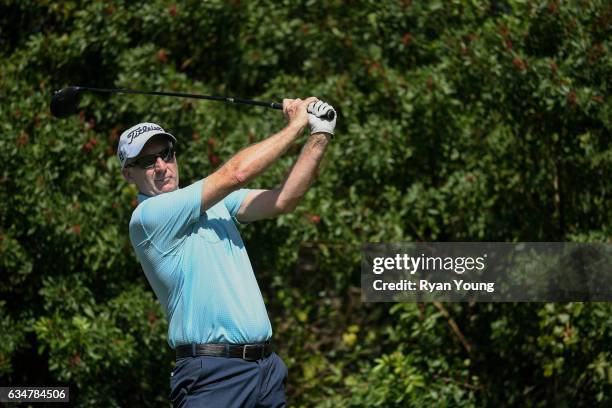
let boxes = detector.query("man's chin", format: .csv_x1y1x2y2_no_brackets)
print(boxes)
160,181,178,193
151,179,177,194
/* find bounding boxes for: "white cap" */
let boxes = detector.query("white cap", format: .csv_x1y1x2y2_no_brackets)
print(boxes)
117,122,177,169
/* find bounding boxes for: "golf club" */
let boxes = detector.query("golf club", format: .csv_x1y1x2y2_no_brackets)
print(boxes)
50,86,335,121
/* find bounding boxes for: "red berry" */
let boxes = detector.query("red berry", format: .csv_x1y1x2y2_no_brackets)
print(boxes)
512,57,526,71
426,77,434,90
109,128,119,142
147,311,158,324
69,354,81,367
309,214,321,224
16,132,29,148
157,49,168,63
401,33,411,46
209,154,220,166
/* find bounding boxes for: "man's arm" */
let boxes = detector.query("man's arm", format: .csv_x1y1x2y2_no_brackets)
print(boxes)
200,97,318,214
235,132,332,222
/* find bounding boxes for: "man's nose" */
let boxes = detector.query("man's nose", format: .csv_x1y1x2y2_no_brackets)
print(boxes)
154,156,167,171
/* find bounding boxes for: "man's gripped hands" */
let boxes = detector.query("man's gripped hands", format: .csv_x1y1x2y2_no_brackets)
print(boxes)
282,98,337,136
283,97,319,131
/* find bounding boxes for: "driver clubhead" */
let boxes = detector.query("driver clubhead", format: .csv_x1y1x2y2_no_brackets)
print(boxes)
50,86,83,118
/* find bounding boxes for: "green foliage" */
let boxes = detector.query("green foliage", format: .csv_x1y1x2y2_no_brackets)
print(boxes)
1,0,610,406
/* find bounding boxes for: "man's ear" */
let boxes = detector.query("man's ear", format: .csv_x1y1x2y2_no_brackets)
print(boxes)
122,168,134,183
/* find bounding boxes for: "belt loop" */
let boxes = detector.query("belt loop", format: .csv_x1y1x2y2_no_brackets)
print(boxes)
225,344,229,357
191,344,196,357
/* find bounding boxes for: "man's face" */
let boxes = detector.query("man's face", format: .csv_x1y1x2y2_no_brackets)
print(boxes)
122,136,179,196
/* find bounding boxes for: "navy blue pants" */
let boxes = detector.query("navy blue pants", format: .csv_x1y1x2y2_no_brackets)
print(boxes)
170,352,288,407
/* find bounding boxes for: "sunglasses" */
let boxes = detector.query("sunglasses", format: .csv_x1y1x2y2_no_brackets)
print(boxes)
126,145,175,169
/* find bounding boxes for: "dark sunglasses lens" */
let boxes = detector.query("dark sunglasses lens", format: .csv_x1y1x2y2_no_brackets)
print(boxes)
163,146,174,161
136,147,173,169
139,155,158,169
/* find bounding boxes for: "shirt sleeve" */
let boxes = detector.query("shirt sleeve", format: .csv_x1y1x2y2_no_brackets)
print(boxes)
223,189,251,222
135,180,203,253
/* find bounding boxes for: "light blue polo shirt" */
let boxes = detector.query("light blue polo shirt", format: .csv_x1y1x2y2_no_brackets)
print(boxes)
128,179,272,348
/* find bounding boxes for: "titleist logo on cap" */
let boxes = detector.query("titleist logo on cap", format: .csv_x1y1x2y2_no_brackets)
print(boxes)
126,124,164,144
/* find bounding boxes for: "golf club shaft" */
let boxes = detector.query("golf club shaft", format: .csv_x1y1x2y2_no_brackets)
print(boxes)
51,85,336,120
79,86,282,110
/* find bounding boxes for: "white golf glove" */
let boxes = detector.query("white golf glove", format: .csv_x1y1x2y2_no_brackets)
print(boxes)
307,101,336,136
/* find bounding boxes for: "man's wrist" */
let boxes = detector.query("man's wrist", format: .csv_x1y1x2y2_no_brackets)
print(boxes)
285,122,307,137
308,132,332,148
310,132,332,141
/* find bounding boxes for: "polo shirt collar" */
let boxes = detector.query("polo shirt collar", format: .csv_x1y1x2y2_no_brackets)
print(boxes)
137,193,151,204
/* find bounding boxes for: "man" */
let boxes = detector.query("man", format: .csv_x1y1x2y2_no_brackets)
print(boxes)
118,97,336,407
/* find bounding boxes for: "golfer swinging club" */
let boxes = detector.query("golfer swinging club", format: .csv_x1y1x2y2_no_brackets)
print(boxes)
118,97,336,407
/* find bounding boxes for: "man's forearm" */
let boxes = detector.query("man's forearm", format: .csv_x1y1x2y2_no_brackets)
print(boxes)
276,133,331,211
223,122,306,185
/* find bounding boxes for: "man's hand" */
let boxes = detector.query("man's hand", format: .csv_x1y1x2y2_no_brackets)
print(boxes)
308,101,337,135
283,97,319,131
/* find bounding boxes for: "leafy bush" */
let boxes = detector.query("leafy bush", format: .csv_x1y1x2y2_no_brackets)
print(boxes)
1,0,610,406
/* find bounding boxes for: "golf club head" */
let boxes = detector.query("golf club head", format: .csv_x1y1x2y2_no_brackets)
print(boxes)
50,86,83,118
